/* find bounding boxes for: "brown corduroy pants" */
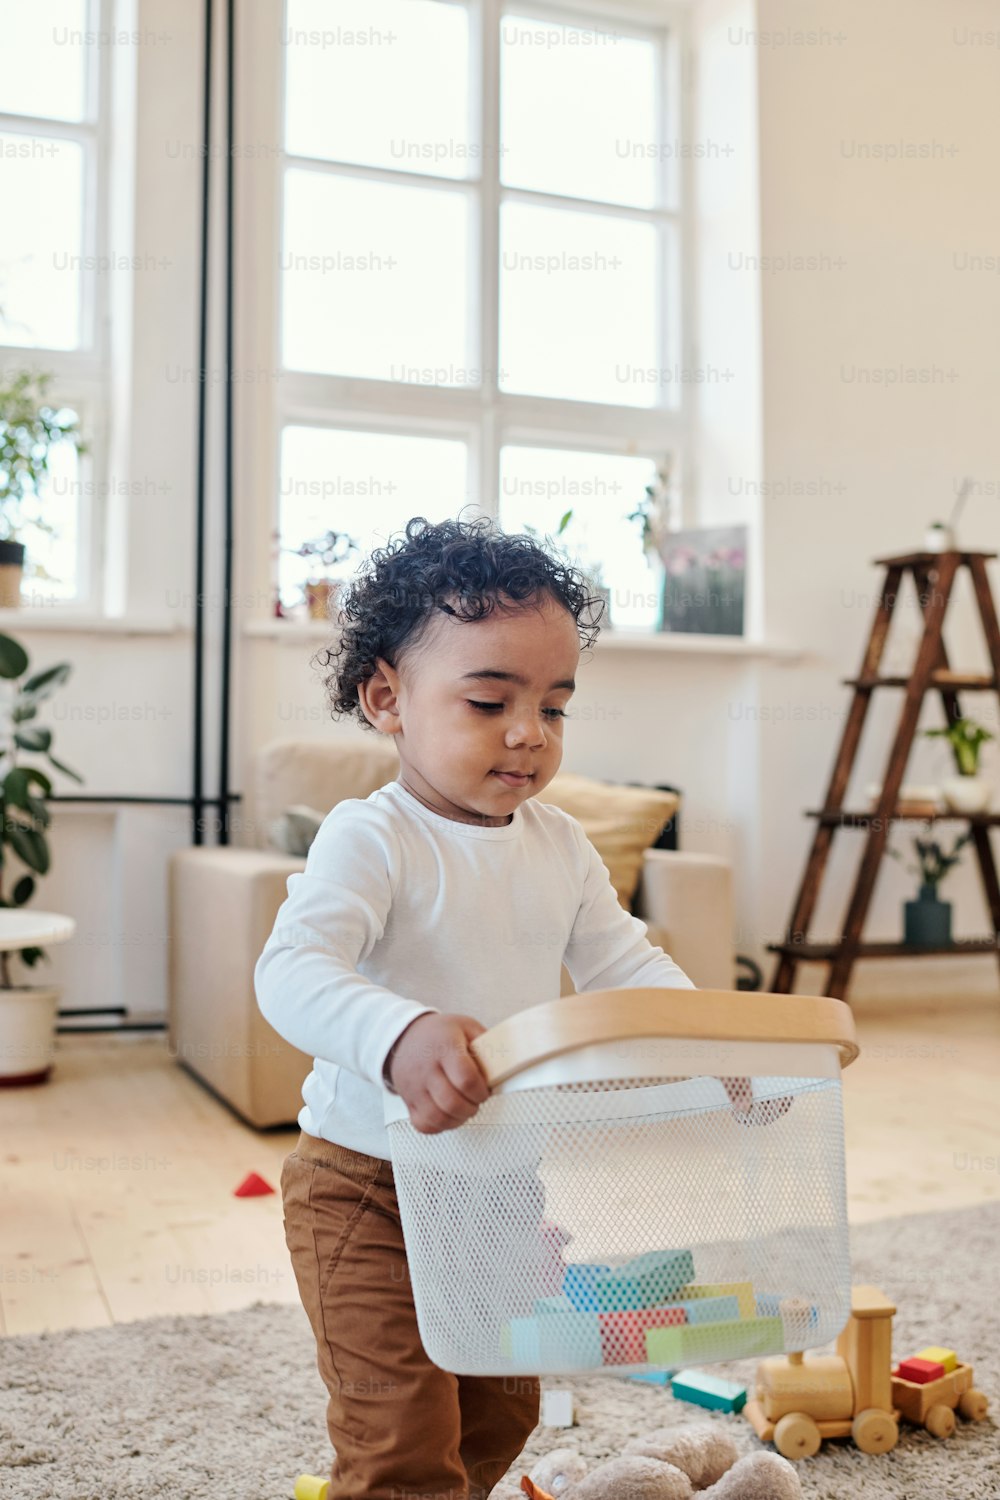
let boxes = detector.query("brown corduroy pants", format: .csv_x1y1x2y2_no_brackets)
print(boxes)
280,1130,540,1500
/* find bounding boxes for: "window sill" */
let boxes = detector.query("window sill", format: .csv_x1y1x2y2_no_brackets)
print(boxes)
0,610,185,635
242,619,802,661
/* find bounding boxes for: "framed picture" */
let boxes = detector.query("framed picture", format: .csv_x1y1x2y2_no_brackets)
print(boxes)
657,525,747,636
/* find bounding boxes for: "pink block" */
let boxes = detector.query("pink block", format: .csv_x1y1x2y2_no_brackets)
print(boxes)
598,1304,688,1365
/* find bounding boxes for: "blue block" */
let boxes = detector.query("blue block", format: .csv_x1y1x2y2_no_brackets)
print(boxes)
508,1312,602,1368
678,1295,740,1324
594,1249,696,1312
670,1367,747,1414
563,1263,612,1311
625,1369,675,1385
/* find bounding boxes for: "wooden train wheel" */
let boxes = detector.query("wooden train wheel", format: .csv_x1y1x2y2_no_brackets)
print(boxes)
774,1412,822,1460
925,1404,956,1439
852,1409,899,1454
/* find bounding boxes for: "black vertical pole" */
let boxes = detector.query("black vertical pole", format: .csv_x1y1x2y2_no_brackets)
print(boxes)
218,0,235,844
193,0,214,846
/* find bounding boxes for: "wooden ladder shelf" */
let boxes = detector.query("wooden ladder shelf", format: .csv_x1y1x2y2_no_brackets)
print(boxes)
769,549,1000,999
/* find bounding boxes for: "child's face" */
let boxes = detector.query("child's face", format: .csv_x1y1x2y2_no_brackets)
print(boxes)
363,591,581,826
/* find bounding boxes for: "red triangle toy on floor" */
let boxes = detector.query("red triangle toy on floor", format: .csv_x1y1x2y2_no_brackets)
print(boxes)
234,1170,275,1197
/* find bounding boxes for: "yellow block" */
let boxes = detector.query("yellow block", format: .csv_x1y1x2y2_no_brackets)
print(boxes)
295,1477,329,1500
680,1281,755,1319
915,1345,957,1373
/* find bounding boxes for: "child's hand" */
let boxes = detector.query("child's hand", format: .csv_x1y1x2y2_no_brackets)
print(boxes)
719,1076,794,1127
387,1013,492,1134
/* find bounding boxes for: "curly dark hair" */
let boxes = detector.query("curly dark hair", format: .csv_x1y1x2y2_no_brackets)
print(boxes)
312,513,605,730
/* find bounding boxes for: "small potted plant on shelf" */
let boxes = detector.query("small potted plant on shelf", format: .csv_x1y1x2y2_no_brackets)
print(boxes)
888,825,972,948
0,631,83,1084
0,370,88,607
285,529,359,621
923,715,995,814
627,457,675,561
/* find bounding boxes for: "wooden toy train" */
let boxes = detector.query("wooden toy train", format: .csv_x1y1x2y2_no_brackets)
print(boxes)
743,1284,989,1460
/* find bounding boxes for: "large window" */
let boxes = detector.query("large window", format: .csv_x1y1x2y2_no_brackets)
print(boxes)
275,0,686,629
0,0,109,605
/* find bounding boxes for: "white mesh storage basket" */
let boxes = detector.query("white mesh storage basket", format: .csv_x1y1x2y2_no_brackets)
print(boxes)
384,988,858,1377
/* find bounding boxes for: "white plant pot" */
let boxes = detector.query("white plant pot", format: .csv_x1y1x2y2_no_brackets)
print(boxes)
0,985,60,1085
924,524,956,553
941,775,992,815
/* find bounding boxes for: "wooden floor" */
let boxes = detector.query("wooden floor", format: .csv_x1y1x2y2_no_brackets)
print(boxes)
1,991,997,1337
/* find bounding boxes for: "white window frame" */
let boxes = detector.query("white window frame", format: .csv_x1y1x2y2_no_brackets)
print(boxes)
0,0,113,611
237,0,695,619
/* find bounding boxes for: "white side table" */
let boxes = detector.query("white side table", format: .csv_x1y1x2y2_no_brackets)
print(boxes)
0,911,76,1086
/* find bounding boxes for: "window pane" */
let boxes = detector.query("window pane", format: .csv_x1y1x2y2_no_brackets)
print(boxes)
0,135,83,350
19,428,83,602
279,426,469,609
499,446,662,631
282,170,472,383
501,15,658,208
0,1,88,123
284,0,472,180
499,201,659,407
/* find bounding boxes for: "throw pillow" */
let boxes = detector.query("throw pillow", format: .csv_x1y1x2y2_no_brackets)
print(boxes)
535,773,680,910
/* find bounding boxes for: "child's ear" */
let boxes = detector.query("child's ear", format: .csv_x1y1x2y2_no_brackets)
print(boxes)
358,657,403,735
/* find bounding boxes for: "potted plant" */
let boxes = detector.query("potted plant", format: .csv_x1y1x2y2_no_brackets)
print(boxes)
923,715,995,814
284,529,359,621
888,826,972,947
0,370,88,607
627,458,675,560
523,509,612,628
0,630,83,1084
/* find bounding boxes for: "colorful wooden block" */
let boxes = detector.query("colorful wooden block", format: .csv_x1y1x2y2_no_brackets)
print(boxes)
679,1281,755,1319
754,1294,819,1323
563,1264,612,1311
598,1304,687,1365
678,1296,740,1324
896,1356,947,1384
540,1389,575,1426
670,1368,748,1414
646,1314,783,1365
593,1249,695,1311
915,1345,957,1374
625,1369,674,1385
535,1295,574,1315
507,1312,602,1367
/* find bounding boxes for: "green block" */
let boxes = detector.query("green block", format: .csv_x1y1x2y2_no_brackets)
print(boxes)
594,1249,696,1312
670,1367,747,1413
646,1315,783,1365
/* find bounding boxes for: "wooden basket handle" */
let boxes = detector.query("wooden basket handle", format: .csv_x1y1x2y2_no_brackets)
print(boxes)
467,987,858,1090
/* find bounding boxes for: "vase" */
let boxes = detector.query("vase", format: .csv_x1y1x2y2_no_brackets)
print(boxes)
305,579,342,622
0,539,24,608
941,775,991,815
903,886,952,947
924,524,955,553
0,984,61,1085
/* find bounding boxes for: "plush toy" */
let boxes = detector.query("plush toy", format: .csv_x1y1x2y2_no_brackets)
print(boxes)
520,1423,803,1500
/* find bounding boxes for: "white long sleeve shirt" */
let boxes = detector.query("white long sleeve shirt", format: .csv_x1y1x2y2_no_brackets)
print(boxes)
254,777,694,1158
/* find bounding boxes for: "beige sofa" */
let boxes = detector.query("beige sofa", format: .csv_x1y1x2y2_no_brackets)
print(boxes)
167,738,734,1128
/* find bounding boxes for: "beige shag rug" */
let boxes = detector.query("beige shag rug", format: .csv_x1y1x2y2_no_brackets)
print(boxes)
1,1201,998,1500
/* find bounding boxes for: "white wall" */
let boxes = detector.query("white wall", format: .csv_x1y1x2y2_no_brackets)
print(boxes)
753,0,1000,997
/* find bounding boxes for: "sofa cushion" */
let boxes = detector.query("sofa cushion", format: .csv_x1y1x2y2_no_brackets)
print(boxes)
534,773,680,910
254,736,399,846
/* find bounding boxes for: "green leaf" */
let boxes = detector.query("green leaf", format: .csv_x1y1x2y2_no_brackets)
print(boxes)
0,633,28,679
18,945,46,967
10,703,36,723
3,766,53,808
21,661,71,700
45,753,83,784
25,795,50,829
12,874,34,905
13,726,51,752
6,824,48,874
